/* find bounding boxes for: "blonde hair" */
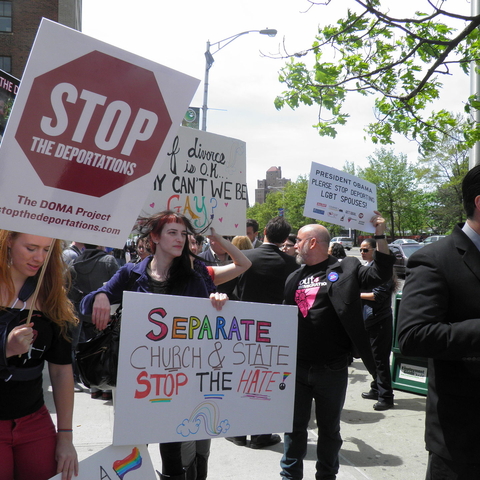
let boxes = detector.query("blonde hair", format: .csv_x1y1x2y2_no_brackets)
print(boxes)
232,235,253,250
0,231,78,339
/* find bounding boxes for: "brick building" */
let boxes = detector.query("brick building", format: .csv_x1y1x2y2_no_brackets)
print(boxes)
0,0,82,78
254,166,290,204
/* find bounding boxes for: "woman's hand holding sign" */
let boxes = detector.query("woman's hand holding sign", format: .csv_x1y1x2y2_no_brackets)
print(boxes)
6,323,34,357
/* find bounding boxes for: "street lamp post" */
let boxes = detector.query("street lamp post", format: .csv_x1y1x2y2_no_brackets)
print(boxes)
470,0,480,168
202,28,277,131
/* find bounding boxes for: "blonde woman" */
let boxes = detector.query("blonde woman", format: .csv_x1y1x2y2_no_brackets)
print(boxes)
0,231,78,480
232,235,253,251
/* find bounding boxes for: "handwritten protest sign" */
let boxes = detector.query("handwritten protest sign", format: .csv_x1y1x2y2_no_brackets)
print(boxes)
0,19,199,247
0,69,19,143
141,127,247,235
113,292,298,446
304,162,378,233
49,444,156,480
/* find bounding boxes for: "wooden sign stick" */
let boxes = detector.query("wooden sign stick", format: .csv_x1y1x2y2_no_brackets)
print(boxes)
26,238,55,325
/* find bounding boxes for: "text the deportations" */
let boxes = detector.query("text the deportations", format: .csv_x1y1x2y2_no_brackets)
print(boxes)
0,20,199,246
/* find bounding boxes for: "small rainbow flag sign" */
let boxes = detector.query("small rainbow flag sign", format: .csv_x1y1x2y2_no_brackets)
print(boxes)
112,447,143,479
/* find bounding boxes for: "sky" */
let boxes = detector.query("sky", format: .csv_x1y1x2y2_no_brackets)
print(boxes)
81,0,472,202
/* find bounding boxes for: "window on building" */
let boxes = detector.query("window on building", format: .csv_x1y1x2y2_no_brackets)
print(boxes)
0,1,12,33
0,56,11,72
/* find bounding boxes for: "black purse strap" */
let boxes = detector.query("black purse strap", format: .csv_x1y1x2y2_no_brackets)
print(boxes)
18,276,38,304
0,277,40,381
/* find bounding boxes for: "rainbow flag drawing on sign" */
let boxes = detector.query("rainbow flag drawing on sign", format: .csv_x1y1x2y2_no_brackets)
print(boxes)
112,447,142,479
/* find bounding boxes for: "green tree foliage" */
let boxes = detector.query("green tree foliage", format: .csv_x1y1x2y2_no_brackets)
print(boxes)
428,187,463,233
358,148,422,238
274,0,480,154
343,160,358,176
246,193,283,231
417,117,468,229
247,175,343,235
250,143,464,239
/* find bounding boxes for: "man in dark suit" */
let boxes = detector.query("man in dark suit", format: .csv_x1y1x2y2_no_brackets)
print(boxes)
398,164,480,479
236,216,299,304
227,216,299,449
246,218,263,248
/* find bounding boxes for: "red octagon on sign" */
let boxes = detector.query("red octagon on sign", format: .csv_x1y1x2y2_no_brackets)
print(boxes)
15,51,172,197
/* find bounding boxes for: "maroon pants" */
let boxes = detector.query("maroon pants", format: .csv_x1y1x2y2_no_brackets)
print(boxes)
0,404,57,480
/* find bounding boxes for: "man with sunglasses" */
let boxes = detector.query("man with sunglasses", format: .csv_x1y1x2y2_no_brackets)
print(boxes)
359,237,396,411
281,212,394,480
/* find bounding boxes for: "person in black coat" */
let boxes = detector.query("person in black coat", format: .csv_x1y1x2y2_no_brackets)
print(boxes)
227,216,299,449
398,165,480,479
281,213,393,480
235,217,299,305
246,218,263,248
359,237,398,411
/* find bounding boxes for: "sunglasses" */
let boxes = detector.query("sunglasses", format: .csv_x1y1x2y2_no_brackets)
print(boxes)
360,248,372,253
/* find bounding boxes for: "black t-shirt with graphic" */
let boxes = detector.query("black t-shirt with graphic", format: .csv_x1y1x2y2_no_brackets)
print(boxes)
0,309,71,420
290,259,351,366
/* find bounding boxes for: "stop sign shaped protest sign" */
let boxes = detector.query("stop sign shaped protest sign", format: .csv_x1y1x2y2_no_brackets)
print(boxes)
15,51,172,197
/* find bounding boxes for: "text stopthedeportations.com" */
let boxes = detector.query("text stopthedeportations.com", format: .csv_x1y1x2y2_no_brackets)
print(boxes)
0,206,121,235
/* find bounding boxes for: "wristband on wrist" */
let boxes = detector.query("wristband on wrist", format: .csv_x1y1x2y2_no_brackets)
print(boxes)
57,429,73,433
374,235,386,239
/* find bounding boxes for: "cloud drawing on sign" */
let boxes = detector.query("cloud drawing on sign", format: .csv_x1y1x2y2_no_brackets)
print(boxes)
177,418,201,436
176,401,230,438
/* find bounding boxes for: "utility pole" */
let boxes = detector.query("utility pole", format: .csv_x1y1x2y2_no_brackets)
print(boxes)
470,0,480,168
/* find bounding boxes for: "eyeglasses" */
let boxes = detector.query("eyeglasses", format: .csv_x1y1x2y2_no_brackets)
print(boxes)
360,248,372,253
283,243,295,249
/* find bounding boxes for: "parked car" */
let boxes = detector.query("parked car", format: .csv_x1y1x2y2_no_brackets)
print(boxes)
330,237,353,250
421,235,446,245
389,243,423,277
392,239,419,244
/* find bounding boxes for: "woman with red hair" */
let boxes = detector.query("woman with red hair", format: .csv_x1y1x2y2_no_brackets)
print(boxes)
81,211,227,480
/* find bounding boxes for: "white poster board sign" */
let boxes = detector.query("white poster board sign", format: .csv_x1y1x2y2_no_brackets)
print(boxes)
141,127,247,235
304,162,378,233
113,292,298,446
49,445,156,480
0,69,19,143
0,19,199,247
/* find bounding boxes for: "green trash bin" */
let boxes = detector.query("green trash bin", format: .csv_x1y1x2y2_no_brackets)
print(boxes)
390,292,428,396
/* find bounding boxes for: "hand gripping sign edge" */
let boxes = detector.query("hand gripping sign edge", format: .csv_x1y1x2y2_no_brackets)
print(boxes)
15,50,172,197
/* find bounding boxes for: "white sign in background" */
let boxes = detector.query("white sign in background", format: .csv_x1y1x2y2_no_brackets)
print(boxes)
141,126,247,236
113,292,298,446
0,19,199,247
49,445,156,480
304,162,378,233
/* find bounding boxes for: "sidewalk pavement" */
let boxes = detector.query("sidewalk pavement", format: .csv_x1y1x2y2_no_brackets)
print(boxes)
45,359,428,479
